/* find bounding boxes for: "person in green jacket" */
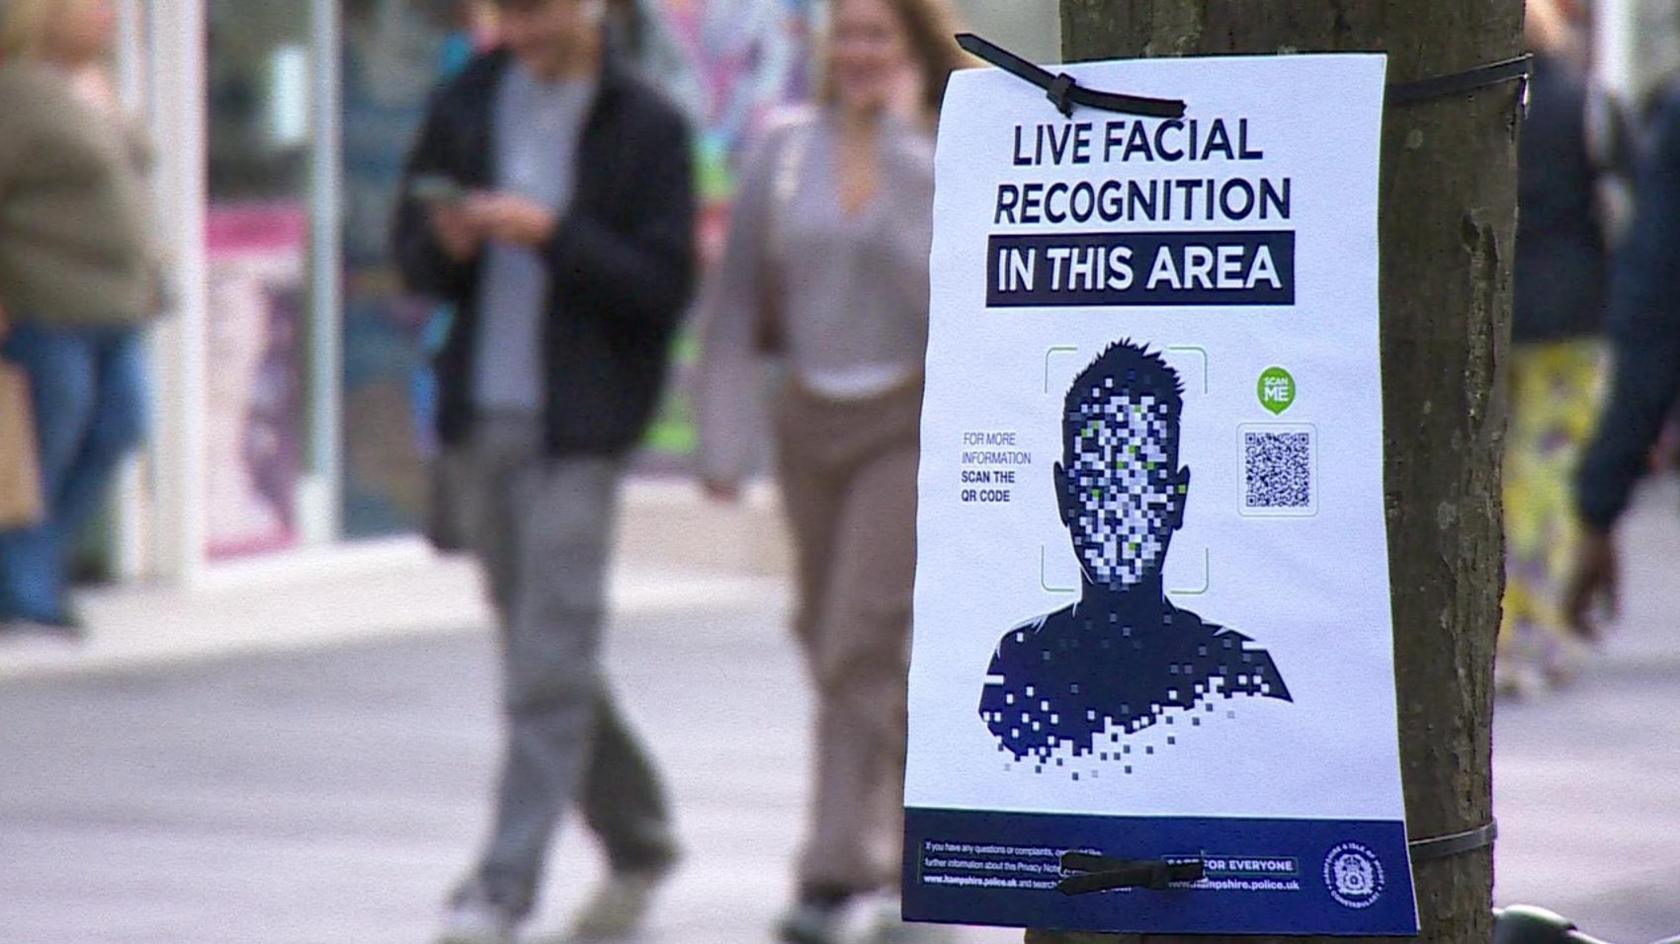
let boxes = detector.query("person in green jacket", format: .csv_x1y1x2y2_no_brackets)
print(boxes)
0,0,161,638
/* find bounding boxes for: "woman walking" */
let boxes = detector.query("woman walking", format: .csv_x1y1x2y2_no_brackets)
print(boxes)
1499,0,1628,694
696,0,964,940
0,0,160,638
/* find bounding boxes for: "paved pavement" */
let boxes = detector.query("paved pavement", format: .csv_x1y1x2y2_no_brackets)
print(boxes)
0,602,906,944
0,548,1009,943
1,485,1679,943
1491,480,1680,942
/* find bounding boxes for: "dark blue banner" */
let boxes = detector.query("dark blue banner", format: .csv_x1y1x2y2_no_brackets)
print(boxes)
986,230,1295,307
902,807,1417,935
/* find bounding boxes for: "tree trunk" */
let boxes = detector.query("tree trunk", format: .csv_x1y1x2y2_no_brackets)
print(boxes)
1030,4,1520,944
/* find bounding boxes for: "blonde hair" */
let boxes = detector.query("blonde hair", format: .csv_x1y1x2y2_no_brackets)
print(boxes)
822,0,973,114
1525,0,1575,54
0,0,66,62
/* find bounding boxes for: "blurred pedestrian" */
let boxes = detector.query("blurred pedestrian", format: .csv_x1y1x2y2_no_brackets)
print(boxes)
1567,80,1680,638
1496,0,1630,696
391,1,696,941
0,0,160,641
695,0,963,939
439,0,500,77
415,0,500,544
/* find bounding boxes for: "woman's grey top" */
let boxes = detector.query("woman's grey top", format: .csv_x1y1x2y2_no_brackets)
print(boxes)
697,108,935,482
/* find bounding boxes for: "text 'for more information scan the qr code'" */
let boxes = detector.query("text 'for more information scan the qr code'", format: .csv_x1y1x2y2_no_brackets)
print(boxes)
1243,429,1314,513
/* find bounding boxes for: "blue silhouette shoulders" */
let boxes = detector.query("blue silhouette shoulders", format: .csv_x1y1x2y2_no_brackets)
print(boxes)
980,599,1291,762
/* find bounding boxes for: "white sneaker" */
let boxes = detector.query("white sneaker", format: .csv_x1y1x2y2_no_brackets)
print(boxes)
556,870,669,942
1543,635,1591,689
437,889,520,944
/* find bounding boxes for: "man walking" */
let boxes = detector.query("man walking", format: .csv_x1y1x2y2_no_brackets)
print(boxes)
393,1,695,941
1567,89,1680,638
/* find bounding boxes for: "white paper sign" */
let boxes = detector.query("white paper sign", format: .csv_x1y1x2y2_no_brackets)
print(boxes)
903,53,1417,935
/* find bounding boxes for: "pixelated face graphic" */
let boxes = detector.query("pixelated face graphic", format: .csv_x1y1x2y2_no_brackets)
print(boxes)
1058,390,1188,590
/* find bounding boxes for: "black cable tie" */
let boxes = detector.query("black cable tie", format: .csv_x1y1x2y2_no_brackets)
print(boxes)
1046,72,1077,117
955,33,1187,119
1408,819,1497,863
1388,55,1533,106
1056,851,1205,896
954,33,1529,120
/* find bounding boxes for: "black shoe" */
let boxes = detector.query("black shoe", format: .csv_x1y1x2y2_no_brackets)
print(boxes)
776,901,845,944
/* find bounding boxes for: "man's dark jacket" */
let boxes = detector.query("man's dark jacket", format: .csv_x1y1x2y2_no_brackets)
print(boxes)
393,50,696,456
1515,53,1610,344
1577,89,1680,530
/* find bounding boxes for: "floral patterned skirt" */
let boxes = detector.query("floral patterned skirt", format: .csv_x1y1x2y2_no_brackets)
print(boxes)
1499,338,1606,693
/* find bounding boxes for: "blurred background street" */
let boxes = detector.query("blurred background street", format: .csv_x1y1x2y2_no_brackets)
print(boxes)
2,481,1679,944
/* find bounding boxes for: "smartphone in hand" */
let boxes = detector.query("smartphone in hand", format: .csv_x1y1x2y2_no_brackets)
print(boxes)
412,174,467,206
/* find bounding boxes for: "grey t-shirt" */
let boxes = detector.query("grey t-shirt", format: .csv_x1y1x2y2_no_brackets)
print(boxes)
473,64,595,413
695,109,936,482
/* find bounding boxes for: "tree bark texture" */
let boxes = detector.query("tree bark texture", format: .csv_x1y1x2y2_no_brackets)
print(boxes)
1029,4,1520,944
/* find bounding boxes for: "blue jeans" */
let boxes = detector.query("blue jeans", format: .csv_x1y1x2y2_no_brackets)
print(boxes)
0,323,148,623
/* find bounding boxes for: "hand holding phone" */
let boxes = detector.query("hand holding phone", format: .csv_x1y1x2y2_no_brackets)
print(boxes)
412,174,467,206
415,176,481,261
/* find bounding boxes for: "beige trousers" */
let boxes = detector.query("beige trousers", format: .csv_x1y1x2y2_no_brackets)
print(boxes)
775,378,922,893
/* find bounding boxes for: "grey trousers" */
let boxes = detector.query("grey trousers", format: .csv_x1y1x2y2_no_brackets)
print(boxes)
775,380,922,894
447,414,675,918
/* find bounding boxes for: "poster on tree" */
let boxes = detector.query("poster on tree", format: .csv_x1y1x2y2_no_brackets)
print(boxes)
902,52,1418,936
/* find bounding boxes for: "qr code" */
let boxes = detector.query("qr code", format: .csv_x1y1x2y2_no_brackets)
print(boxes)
1244,431,1312,510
